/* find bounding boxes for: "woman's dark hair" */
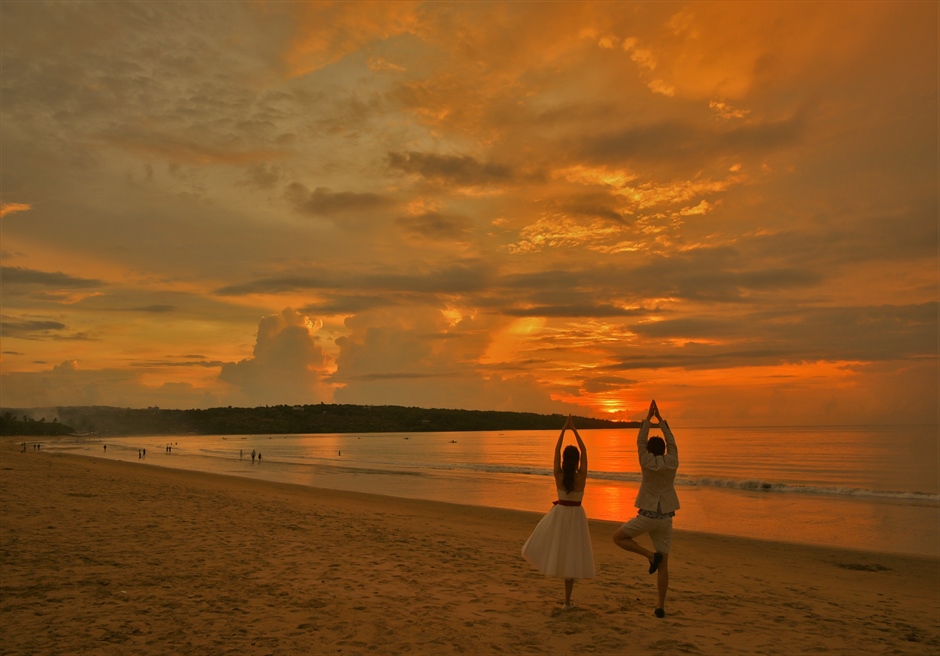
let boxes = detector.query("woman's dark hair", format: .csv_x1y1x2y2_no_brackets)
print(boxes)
561,445,580,493
647,436,666,456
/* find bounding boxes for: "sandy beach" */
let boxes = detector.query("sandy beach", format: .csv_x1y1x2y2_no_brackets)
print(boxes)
1,438,937,655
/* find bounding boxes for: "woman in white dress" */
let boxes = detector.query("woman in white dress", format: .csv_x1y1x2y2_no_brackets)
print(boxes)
522,415,595,609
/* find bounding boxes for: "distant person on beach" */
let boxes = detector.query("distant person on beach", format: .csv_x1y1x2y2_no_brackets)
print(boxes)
613,399,679,618
522,415,595,610
103,444,107,452
251,449,256,463
257,452,262,462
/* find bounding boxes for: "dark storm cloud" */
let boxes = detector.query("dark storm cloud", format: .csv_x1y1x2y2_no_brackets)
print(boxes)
607,348,792,371
396,212,470,240
0,318,67,337
616,302,938,370
387,151,513,186
1,266,105,288
497,250,821,307
215,263,491,297
581,376,638,393
559,194,631,224
612,248,822,303
285,183,393,216
577,115,804,166
0,316,95,341
749,204,940,267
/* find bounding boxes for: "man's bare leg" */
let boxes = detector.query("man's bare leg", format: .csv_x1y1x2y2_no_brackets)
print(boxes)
612,528,656,565
564,578,574,608
614,529,668,616
656,555,669,617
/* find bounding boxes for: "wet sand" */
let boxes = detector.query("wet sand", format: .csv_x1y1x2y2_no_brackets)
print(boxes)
1,439,937,655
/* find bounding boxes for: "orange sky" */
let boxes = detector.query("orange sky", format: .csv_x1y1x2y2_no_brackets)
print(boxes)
1,1,937,425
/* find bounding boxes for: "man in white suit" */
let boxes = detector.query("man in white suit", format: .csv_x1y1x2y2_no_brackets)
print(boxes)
613,399,679,618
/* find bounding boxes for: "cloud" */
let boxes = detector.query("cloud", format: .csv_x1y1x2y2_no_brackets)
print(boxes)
387,151,513,186
615,302,939,370
130,359,226,368
0,203,32,218
577,115,803,169
0,1,935,424
103,129,285,166
709,100,750,120
0,317,67,339
503,305,647,318
285,182,393,217
0,315,96,341
0,360,221,409
508,216,626,254
647,79,675,97
301,295,397,315
215,262,492,297
1,266,105,288
581,375,638,394
123,305,176,313
218,308,333,405
281,1,419,77
331,306,579,414
239,164,283,189
396,212,470,241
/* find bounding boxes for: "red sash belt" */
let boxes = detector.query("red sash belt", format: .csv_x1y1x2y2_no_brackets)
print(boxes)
553,499,582,506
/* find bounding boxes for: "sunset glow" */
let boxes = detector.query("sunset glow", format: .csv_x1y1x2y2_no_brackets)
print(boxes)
1,1,936,425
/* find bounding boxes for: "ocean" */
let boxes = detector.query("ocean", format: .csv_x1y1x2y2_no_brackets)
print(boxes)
44,424,939,557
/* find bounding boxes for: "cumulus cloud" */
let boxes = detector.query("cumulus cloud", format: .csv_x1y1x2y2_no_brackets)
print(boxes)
218,308,333,405
331,306,578,413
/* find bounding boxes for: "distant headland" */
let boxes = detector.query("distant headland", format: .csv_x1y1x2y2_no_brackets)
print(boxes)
1,404,640,437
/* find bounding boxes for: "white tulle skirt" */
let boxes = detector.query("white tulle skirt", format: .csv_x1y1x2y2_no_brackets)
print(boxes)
521,504,596,579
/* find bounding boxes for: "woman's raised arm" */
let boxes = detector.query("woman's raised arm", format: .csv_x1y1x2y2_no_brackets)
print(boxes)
570,418,588,477
553,422,566,475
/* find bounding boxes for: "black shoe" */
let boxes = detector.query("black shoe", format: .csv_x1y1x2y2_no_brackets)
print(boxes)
648,552,663,575
654,608,665,618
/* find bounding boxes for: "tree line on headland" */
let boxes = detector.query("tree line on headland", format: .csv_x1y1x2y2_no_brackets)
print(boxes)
1,404,640,437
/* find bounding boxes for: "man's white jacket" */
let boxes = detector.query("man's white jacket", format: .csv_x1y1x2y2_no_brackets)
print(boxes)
634,419,680,514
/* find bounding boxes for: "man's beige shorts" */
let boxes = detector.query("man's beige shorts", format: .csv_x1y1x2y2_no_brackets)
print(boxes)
619,514,673,554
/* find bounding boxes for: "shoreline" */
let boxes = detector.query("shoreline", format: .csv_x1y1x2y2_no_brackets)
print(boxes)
31,434,940,557
2,440,939,654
